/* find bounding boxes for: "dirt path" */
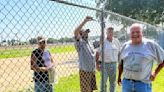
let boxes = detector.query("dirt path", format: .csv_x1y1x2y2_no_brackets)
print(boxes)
0,52,78,92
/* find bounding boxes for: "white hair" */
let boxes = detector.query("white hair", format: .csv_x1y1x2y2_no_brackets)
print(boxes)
130,23,143,32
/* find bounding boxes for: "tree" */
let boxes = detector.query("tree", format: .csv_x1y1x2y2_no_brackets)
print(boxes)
2,40,6,42
47,38,58,44
7,40,11,45
11,39,16,45
58,37,74,43
29,38,37,44
96,0,164,25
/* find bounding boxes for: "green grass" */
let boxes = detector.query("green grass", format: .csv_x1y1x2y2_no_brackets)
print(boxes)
55,74,81,92
0,45,75,59
55,69,164,92
54,72,121,92
152,67,164,92
51,45,75,53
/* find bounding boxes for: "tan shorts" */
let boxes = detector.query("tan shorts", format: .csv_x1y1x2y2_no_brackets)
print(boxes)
79,70,97,92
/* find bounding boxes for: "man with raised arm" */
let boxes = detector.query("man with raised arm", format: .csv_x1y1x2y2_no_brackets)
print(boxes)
74,16,97,92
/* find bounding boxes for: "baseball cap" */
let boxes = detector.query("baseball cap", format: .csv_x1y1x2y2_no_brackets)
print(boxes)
80,29,90,33
37,36,47,43
85,29,90,33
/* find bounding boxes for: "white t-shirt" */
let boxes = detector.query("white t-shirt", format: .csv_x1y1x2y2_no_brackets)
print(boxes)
43,50,52,67
98,38,121,63
119,38,164,83
42,50,56,83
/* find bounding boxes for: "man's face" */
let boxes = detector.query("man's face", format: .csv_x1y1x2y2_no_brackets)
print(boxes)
107,29,113,40
38,40,46,49
130,26,143,44
80,31,88,40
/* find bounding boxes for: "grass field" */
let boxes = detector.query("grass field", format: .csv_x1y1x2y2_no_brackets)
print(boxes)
55,68,164,92
1,44,164,92
0,45,75,59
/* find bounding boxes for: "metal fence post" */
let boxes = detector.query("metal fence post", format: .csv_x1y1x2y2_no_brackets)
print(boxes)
100,8,105,92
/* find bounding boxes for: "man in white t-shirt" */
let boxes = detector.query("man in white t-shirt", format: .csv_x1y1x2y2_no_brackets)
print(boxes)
117,23,164,92
96,27,121,92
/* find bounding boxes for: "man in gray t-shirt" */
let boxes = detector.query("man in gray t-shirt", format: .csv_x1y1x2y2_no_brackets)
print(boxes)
74,16,97,92
117,23,164,92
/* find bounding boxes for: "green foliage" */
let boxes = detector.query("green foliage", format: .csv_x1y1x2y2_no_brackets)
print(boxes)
29,37,74,44
29,38,37,44
47,38,58,44
96,0,164,25
58,37,74,43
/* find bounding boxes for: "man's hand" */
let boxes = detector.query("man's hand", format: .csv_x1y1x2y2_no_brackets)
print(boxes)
39,67,48,72
74,16,93,37
150,61,164,81
150,72,156,81
47,64,54,71
117,78,122,86
84,16,93,22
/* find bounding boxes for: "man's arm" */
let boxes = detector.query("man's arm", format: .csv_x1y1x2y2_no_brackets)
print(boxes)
74,16,93,40
117,60,123,86
31,53,37,71
31,53,48,72
150,61,164,81
96,51,100,71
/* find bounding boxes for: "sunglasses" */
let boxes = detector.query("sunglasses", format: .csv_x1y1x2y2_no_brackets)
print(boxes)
39,41,46,44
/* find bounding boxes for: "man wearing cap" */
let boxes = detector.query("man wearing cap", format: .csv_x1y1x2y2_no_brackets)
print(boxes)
30,36,54,92
74,16,97,92
96,27,121,92
117,23,164,92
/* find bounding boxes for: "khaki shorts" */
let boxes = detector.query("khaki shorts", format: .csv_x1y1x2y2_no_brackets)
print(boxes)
79,70,97,92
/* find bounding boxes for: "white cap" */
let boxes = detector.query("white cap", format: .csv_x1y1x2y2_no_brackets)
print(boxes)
37,36,47,43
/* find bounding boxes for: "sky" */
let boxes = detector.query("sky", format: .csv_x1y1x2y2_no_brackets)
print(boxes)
1,0,163,43
0,0,101,42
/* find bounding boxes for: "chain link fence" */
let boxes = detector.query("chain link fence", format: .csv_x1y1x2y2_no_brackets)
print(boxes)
0,0,164,92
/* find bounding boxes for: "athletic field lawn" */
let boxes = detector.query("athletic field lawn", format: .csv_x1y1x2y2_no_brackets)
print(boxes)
55,68,164,92
0,45,75,59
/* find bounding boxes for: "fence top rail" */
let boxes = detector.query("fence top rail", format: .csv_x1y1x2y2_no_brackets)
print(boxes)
50,0,101,12
50,0,163,30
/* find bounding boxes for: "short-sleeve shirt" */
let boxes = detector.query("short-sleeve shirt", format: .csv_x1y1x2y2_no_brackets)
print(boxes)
74,38,96,72
43,50,52,67
119,38,164,83
98,38,121,63
31,49,49,82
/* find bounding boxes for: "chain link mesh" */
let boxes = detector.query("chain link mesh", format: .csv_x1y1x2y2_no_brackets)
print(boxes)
0,0,164,92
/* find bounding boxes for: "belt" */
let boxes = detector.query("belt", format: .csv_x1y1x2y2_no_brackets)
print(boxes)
126,79,140,82
98,61,116,64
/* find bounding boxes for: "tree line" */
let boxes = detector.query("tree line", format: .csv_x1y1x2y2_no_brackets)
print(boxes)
0,37,74,46
29,37,74,44
96,0,164,25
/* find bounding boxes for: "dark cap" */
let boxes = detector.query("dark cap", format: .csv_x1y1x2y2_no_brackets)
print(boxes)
85,29,90,33
80,29,90,34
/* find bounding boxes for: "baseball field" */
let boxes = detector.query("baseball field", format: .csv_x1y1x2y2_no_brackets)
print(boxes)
0,44,164,92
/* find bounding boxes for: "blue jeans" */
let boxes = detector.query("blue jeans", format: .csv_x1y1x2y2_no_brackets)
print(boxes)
100,62,116,92
35,81,53,92
122,78,152,92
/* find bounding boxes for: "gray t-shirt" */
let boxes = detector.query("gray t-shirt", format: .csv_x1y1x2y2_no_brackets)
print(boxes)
119,38,164,83
75,38,95,72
